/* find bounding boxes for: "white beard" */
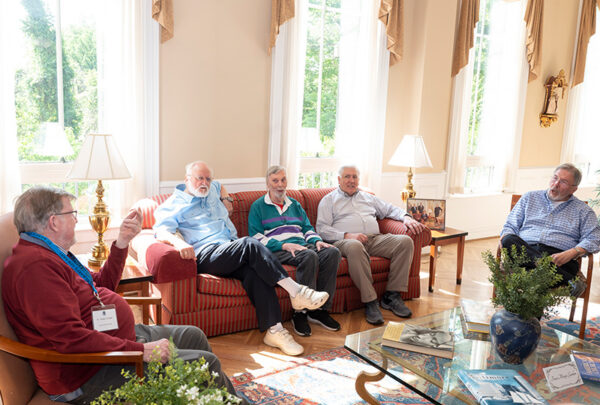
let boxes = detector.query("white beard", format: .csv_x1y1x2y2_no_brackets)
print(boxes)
187,181,209,197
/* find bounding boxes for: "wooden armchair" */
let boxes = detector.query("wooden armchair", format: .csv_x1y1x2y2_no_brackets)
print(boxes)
497,195,593,339
0,212,160,405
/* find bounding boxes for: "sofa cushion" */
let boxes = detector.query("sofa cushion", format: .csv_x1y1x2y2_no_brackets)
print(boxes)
299,187,335,226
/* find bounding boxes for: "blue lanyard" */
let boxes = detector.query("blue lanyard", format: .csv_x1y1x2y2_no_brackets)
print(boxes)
24,232,103,304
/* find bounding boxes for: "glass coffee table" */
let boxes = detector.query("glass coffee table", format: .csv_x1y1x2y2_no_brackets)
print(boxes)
344,307,600,404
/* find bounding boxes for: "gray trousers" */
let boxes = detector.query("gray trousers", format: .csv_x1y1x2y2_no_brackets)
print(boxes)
69,324,239,404
273,244,341,310
334,234,414,303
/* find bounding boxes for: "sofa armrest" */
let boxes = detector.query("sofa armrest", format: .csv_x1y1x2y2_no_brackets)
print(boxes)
129,231,196,284
378,218,432,247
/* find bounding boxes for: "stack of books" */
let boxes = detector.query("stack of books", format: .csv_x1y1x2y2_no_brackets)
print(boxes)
381,321,454,359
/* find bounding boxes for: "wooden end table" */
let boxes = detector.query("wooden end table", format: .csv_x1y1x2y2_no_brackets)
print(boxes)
428,227,468,292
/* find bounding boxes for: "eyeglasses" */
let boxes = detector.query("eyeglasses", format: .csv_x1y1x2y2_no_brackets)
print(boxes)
549,175,573,187
189,175,212,183
53,210,78,219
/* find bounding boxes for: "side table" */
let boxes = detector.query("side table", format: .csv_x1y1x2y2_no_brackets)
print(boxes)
428,227,468,292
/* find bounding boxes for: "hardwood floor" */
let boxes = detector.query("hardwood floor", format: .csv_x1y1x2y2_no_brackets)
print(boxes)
208,237,600,377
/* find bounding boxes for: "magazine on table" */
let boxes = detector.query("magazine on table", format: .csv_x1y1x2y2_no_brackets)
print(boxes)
457,369,548,405
381,321,454,359
460,298,496,334
571,350,600,382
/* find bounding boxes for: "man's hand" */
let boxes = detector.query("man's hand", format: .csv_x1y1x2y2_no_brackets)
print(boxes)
403,216,427,235
551,249,580,267
114,209,143,249
143,338,171,363
344,233,368,244
282,243,306,257
315,240,333,251
155,231,196,261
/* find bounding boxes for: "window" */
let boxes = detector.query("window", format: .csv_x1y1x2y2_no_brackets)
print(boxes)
3,0,158,216
448,0,528,194
566,10,600,183
13,0,98,214
270,0,388,190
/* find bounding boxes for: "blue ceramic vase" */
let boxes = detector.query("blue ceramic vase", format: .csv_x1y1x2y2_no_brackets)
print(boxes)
489,309,541,364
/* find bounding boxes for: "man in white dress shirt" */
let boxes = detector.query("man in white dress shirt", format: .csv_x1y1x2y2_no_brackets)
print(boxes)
316,165,427,324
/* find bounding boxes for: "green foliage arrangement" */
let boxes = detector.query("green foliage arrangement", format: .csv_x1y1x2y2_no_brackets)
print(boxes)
483,246,572,320
92,345,241,405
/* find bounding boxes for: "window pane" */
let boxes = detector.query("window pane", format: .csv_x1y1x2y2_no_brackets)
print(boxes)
301,2,340,158
21,180,97,216
14,0,97,164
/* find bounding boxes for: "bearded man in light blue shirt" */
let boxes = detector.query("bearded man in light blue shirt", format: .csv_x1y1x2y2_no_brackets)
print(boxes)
500,163,600,294
153,161,330,356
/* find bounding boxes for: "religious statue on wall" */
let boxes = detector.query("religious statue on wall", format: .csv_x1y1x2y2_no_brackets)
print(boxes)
540,69,567,128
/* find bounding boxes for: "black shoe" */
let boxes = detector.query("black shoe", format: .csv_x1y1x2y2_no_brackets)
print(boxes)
292,311,311,336
381,291,412,318
365,300,384,325
569,277,587,298
308,309,341,331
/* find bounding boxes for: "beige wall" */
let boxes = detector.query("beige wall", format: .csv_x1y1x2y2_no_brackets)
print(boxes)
159,0,272,181
158,0,581,183
382,0,457,173
519,0,579,167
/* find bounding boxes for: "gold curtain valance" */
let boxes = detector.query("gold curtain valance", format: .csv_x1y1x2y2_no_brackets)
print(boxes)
152,0,174,43
572,0,600,87
269,0,295,54
524,0,544,82
451,0,480,77
379,0,404,66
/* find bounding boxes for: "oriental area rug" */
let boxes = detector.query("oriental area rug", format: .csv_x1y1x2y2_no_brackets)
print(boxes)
544,315,600,346
231,346,430,404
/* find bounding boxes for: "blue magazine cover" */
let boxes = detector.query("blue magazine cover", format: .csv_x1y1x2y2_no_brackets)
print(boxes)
457,369,548,405
571,351,600,382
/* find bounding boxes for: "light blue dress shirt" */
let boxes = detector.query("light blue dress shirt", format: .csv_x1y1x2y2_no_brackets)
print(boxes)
501,190,600,254
153,182,237,255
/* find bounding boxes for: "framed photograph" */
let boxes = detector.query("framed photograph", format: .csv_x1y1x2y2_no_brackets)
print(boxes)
406,198,446,231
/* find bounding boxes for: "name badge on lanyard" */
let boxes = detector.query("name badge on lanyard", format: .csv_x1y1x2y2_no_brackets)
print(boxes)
91,304,119,332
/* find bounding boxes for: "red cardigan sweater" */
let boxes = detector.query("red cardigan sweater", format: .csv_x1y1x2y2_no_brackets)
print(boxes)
2,239,144,395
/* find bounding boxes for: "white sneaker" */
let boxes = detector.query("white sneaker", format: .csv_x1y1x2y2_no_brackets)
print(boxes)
263,328,304,356
290,285,329,311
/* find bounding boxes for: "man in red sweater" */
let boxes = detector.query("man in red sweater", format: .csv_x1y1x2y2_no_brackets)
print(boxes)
2,186,240,403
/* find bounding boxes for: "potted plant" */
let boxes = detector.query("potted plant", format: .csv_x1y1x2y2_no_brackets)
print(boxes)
482,246,572,364
92,343,242,405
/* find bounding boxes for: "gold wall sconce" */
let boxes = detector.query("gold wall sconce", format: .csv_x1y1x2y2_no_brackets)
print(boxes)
540,69,567,128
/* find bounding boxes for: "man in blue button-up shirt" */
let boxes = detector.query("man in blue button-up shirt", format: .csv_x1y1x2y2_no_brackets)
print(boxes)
153,161,330,357
500,163,600,290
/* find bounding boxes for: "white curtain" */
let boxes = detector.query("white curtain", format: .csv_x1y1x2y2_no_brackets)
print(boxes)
269,0,390,192
447,0,528,194
268,1,307,188
96,0,159,215
335,0,389,193
563,9,600,183
0,2,22,213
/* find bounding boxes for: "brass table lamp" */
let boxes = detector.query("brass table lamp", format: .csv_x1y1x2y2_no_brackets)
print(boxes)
388,134,433,203
67,134,131,267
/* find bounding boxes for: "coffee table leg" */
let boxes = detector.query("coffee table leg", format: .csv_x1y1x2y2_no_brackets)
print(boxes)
355,358,387,405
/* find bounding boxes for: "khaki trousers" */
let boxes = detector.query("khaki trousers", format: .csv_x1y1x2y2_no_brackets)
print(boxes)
334,233,414,303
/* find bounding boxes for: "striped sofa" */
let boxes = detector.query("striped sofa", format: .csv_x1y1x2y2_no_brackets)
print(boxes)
130,188,432,337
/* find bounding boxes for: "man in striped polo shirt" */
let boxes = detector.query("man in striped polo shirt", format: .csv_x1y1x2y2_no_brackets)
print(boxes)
249,166,341,337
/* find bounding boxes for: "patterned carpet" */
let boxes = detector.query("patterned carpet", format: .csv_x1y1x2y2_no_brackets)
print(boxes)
544,315,600,346
231,347,430,405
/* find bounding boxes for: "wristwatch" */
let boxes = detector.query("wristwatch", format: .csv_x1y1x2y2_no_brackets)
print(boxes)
574,246,585,257
220,196,233,203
